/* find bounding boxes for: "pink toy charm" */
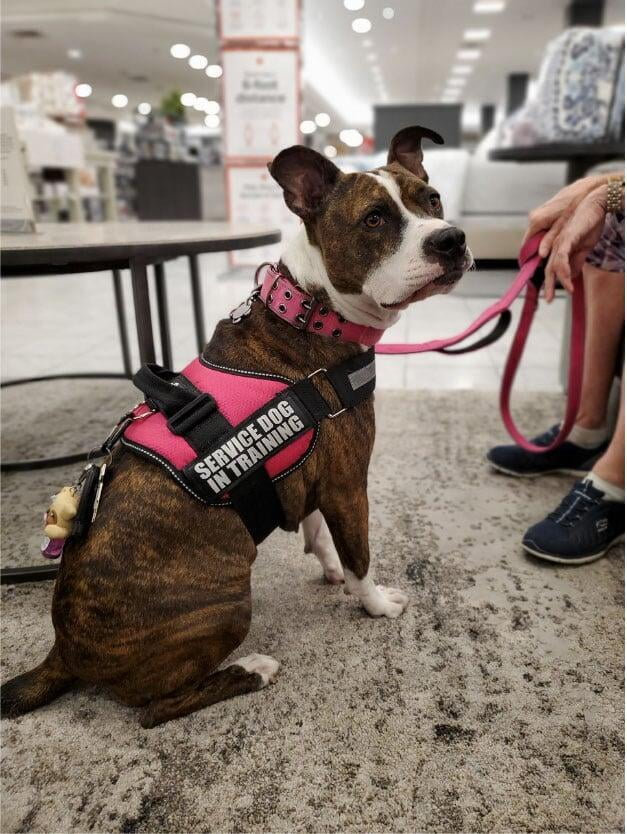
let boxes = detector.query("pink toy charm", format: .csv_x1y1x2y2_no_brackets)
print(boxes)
41,537,65,559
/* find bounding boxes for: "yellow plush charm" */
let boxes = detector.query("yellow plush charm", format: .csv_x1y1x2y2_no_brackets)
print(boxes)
43,486,79,541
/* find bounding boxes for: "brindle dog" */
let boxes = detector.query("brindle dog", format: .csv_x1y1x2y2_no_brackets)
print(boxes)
1,126,472,727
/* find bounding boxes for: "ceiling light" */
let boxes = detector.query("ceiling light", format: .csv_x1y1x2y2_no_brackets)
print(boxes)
206,64,223,78
204,114,220,128
457,48,481,60
443,88,461,97
189,54,208,70
382,7,395,19
75,83,92,98
451,65,473,74
315,112,331,127
473,0,505,11
170,43,190,59
137,102,151,115
324,145,338,158
362,38,373,47
194,96,209,111
111,93,128,108
205,100,220,115
339,128,363,147
180,92,197,106
463,28,491,41
343,0,365,8
447,76,467,86
67,48,82,60
366,52,377,62
352,18,372,33
300,119,317,134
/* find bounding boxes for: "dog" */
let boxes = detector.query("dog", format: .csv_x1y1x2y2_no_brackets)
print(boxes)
1,126,472,727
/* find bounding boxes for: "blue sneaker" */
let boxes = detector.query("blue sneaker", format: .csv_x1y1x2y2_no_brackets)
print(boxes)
522,480,625,564
487,425,607,478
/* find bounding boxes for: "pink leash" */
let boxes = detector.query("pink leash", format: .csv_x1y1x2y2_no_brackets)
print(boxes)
375,233,586,453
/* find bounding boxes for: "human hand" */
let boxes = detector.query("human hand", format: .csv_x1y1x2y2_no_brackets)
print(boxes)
543,185,607,302
523,174,605,256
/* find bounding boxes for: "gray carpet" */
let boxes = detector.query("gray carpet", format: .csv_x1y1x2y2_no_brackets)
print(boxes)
1,385,624,833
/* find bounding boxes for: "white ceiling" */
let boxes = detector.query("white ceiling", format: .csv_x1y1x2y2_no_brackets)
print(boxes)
2,0,624,133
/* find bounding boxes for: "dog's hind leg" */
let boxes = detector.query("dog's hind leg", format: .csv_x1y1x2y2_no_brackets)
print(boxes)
139,654,279,728
0,644,77,718
302,510,345,584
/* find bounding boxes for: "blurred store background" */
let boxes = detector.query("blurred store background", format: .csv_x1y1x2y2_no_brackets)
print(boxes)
1,0,624,389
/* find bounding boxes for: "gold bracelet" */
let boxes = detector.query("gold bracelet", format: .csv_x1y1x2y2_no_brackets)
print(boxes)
606,177,624,213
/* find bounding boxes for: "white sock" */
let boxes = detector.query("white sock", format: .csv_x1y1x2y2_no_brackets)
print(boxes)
585,471,625,502
567,423,609,449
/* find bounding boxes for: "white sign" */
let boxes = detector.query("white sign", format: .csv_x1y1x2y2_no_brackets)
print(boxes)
220,0,299,42
227,166,299,266
223,49,299,161
1,107,36,233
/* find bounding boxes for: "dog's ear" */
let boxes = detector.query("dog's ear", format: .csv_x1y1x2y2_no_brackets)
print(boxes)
387,125,444,182
268,146,340,221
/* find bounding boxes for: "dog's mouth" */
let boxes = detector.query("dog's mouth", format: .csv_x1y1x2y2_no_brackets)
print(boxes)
381,269,464,310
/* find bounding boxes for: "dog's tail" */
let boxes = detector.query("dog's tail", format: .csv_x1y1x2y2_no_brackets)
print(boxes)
0,645,76,718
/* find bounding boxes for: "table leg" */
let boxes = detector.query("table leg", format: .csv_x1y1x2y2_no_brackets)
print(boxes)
130,258,156,365
154,262,173,369
112,269,132,376
189,254,206,354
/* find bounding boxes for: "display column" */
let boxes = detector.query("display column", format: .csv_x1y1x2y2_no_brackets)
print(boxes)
219,0,301,268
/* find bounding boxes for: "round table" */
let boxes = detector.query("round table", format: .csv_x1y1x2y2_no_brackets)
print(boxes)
1,222,280,584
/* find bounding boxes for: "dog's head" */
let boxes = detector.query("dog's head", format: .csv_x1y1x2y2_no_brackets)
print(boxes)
269,125,473,328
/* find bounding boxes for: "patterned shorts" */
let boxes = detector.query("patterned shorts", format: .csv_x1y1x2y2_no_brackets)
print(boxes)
586,212,625,273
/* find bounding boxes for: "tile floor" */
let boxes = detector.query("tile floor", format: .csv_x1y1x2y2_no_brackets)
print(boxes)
1,253,566,391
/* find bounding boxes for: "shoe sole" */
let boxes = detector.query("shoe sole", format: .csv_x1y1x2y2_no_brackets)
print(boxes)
488,461,589,479
522,534,625,565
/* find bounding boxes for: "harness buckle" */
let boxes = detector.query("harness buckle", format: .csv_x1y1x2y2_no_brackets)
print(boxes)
306,367,347,419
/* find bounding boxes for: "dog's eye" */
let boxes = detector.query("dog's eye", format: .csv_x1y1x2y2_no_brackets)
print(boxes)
429,193,441,209
364,211,385,228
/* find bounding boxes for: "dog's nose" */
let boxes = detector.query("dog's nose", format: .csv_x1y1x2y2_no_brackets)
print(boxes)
425,227,466,257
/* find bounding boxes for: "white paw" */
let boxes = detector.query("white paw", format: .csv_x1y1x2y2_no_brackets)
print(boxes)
363,585,410,619
232,653,280,686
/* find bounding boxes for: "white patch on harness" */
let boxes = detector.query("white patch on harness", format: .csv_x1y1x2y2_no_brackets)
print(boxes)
193,399,305,494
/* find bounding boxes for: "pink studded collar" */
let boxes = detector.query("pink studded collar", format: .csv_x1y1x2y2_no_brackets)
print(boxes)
257,264,385,347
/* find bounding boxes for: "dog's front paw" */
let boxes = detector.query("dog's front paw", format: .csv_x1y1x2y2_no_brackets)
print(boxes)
363,585,409,618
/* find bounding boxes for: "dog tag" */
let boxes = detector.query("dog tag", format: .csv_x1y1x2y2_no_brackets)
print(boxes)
230,288,260,324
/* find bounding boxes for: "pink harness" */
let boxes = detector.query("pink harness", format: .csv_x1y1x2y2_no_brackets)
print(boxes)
123,359,316,495
257,233,584,453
